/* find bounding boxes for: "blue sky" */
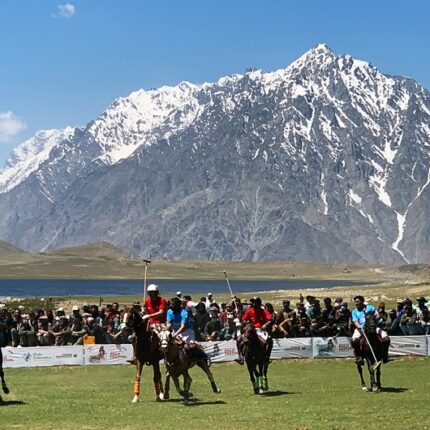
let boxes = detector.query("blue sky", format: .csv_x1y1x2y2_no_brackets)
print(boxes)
1,0,429,166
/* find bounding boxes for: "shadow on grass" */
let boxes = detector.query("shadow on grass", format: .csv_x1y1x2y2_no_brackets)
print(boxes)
0,400,26,406
183,399,226,407
261,390,298,397
381,387,408,393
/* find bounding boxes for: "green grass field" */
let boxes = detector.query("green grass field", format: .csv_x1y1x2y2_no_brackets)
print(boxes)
1,358,429,430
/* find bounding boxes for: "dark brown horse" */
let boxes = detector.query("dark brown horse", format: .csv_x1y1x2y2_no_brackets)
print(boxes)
0,348,10,402
356,314,384,393
241,324,269,394
126,310,164,403
158,329,221,400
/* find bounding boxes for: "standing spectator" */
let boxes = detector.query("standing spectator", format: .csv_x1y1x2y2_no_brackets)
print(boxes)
194,301,210,341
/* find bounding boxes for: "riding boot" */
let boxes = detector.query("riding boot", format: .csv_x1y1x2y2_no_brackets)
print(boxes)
352,340,363,365
126,336,137,365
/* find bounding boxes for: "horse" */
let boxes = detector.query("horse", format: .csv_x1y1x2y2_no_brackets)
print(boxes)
126,310,165,403
158,329,221,400
355,314,384,393
241,324,270,395
0,347,10,402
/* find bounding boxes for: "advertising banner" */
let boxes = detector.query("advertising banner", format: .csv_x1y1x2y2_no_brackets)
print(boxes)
272,338,313,359
2,346,83,368
83,344,133,365
428,336,430,356
201,341,238,363
312,337,354,358
389,336,427,357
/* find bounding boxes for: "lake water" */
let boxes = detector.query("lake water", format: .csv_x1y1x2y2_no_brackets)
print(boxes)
0,278,375,299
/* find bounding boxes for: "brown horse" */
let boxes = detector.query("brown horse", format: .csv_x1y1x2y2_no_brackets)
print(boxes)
241,324,269,394
126,310,164,403
158,329,221,400
0,348,10,402
356,314,384,393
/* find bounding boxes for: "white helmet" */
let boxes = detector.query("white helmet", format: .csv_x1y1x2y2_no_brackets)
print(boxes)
147,284,159,292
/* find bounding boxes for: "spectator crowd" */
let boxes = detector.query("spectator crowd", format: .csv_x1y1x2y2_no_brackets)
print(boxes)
1,292,429,348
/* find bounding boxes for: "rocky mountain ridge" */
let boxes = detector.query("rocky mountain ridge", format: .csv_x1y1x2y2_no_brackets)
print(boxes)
1,44,430,264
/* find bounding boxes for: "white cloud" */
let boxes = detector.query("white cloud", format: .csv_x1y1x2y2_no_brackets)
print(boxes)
0,111,27,143
56,3,76,18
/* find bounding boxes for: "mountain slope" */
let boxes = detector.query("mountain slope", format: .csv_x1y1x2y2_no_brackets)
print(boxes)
1,44,430,263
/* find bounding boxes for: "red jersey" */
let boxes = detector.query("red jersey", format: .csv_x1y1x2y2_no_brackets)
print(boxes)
144,296,167,324
242,307,271,328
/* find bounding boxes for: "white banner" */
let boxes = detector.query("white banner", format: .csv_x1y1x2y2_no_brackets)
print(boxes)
83,344,133,365
428,336,430,356
201,341,238,363
2,346,83,368
312,337,354,358
272,338,313,359
389,336,427,357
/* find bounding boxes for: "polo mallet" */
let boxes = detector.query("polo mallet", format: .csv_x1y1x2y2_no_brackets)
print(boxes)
361,329,382,370
143,259,151,299
223,270,238,313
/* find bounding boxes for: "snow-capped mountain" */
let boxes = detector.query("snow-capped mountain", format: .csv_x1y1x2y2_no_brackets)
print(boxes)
0,127,77,193
1,44,430,264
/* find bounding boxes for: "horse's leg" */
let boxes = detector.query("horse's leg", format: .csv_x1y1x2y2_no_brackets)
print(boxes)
153,362,164,401
182,370,192,400
170,372,184,397
164,369,171,400
262,358,269,391
0,369,9,395
356,363,367,391
196,360,221,393
132,361,143,403
246,360,258,394
256,361,265,395
366,358,379,393
376,365,381,390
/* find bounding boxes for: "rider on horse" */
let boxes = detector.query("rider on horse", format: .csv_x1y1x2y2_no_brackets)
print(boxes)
128,283,168,364
166,297,209,364
235,297,273,365
351,295,390,365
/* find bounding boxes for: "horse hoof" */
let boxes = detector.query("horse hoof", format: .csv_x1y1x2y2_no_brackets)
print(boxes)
132,396,139,404
2,387,9,395
216,389,221,394
372,387,380,393
163,393,170,400
155,395,162,402
253,388,259,394
259,388,265,395
158,393,164,401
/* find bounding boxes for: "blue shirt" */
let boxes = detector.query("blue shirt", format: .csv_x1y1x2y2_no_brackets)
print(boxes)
352,304,377,328
166,309,193,331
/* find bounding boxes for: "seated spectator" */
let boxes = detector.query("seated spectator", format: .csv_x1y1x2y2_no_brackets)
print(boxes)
37,315,54,346
18,314,37,347
74,317,106,345
400,305,418,335
52,316,70,346
281,300,293,319
271,311,287,338
204,306,223,341
220,314,237,340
